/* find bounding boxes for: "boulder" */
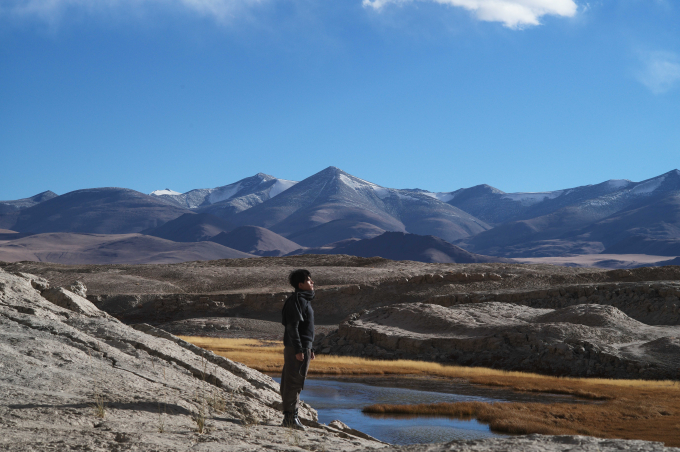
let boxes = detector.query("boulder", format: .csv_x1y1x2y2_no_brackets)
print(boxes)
41,287,105,317
68,280,87,297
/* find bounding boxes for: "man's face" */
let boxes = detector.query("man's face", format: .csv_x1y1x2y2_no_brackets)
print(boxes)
298,277,314,291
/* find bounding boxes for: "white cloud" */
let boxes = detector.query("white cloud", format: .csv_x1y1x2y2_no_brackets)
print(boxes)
636,51,680,95
1,0,265,24
362,0,579,28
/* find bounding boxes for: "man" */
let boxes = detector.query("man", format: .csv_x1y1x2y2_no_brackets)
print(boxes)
280,269,315,430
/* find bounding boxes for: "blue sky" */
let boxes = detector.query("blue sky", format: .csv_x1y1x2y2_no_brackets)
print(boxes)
1,0,679,200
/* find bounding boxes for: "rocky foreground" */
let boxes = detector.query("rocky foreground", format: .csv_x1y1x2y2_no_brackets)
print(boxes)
0,269,380,451
2,267,680,451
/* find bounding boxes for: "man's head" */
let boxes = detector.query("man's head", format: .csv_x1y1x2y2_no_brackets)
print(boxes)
289,269,313,291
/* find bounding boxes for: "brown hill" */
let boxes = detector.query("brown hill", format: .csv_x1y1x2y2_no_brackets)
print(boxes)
209,226,302,256
287,219,385,247
296,231,512,264
0,232,254,264
142,213,234,242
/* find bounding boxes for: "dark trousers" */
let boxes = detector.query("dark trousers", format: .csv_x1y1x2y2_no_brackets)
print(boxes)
280,346,311,412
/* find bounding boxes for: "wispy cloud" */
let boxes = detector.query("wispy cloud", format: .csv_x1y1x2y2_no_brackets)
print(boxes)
362,0,579,29
636,50,680,95
1,0,266,24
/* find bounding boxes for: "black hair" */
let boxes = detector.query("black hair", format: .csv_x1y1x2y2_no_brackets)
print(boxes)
289,269,311,289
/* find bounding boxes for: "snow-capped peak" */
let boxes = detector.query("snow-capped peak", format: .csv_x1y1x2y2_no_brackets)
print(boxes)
150,188,182,196
208,182,242,204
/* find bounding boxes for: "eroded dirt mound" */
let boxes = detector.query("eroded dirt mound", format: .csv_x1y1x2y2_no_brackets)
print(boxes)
316,301,680,380
532,304,649,331
156,317,338,341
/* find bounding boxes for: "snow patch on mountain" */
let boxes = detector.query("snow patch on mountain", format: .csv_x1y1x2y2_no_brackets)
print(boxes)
501,191,565,206
631,175,665,195
208,183,242,204
269,179,297,198
338,173,392,199
372,186,391,199
396,192,419,202
607,179,632,189
422,192,455,203
338,174,363,191
150,189,181,196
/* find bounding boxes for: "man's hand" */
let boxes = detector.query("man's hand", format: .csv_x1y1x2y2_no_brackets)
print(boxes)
296,351,315,361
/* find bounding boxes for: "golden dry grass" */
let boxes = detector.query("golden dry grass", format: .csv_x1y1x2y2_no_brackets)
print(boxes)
363,402,583,436
182,336,680,446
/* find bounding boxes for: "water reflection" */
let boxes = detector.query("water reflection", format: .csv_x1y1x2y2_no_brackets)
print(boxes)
274,377,507,445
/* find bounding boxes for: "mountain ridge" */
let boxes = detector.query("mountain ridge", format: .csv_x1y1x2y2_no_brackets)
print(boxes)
230,166,491,243
3,168,680,262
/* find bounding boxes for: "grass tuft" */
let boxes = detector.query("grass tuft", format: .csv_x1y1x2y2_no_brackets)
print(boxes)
92,393,106,419
363,401,594,436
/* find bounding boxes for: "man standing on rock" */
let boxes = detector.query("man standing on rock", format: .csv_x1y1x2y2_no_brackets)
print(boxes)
280,269,315,430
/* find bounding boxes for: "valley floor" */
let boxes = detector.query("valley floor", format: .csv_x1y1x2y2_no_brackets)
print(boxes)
183,336,680,447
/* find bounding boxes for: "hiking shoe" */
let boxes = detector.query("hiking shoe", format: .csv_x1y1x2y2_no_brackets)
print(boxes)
281,412,305,430
293,409,307,431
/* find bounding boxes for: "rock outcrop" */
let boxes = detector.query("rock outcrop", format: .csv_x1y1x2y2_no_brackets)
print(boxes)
424,281,680,326
0,269,381,451
42,286,105,317
86,271,680,326
316,301,680,379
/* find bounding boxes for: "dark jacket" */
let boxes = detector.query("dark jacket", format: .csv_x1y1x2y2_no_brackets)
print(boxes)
281,290,315,353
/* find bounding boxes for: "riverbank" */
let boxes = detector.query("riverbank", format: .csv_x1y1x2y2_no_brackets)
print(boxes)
182,336,680,446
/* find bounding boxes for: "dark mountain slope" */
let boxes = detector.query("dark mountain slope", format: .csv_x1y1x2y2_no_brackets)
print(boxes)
0,190,58,213
464,202,619,254
4,188,191,234
0,191,59,228
605,236,680,256
288,219,386,247
581,192,680,255
464,170,680,256
445,180,636,225
209,226,302,256
293,231,512,264
142,213,234,242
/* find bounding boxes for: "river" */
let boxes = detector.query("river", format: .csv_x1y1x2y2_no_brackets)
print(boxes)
274,377,508,445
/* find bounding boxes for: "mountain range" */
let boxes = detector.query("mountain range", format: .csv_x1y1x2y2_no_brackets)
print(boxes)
1,167,679,264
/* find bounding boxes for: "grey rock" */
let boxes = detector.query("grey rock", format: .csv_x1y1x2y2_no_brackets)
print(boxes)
41,286,105,317
68,280,87,297
384,434,680,452
0,269,382,451
11,272,49,291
